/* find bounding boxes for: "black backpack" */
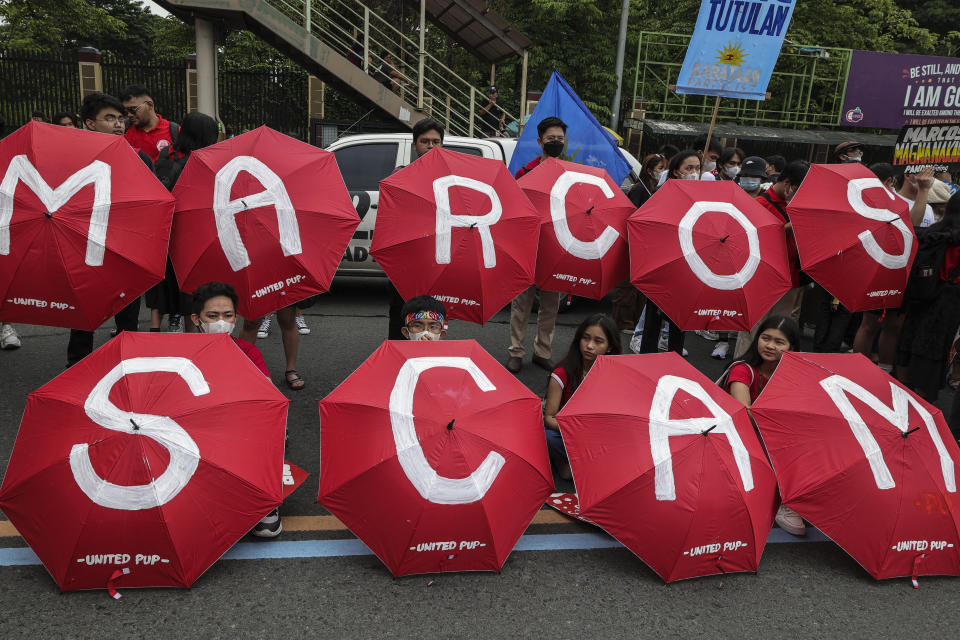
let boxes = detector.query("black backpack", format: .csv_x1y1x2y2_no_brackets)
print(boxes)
904,228,960,304
155,149,189,191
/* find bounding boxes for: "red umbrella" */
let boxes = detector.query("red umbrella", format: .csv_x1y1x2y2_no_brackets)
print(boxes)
0,121,174,330
518,157,633,299
786,163,916,311
372,147,540,324
557,352,778,582
318,339,553,576
751,352,960,582
628,180,792,331
169,126,359,319
0,332,288,591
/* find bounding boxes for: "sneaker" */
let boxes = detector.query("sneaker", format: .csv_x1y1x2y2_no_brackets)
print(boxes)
1,324,21,350
711,342,729,360
251,508,282,538
257,316,272,339
168,315,183,333
296,314,310,335
696,330,720,341
775,504,806,536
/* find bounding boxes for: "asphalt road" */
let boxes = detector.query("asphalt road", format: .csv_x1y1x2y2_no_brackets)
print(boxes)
1,277,959,639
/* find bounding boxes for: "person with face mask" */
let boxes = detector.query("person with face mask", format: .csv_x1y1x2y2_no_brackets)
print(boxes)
507,116,570,373
833,141,864,164
694,135,722,181
737,156,767,197
400,295,448,341
716,147,744,182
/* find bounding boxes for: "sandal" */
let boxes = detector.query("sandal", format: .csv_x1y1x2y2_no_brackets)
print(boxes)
284,369,306,391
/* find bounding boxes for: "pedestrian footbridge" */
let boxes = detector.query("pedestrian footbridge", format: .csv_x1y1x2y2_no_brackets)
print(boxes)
156,0,531,136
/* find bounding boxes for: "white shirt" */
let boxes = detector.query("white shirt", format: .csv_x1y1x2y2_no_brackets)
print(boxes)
893,191,935,228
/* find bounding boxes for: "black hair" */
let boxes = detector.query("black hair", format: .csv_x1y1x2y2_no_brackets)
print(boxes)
555,314,621,394
537,117,567,139
191,281,238,316
779,160,810,187
658,144,680,160
869,162,896,184
412,117,445,142
765,155,786,173
52,112,78,127
173,112,219,154
119,84,151,102
733,315,800,367
667,149,700,179
719,147,745,165
693,135,723,155
400,295,447,321
31,110,45,119
79,92,124,125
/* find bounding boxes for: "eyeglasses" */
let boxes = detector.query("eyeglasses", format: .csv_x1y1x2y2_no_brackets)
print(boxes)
542,135,565,143
124,101,150,115
97,115,123,124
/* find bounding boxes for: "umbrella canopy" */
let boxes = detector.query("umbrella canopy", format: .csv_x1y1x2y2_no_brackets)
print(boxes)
519,157,634,299
628,180,792,331
0,332,288,590
170,126,359,319
0,121,174,330
318,339,553,576
372,147,540,324
557,352,778,582
751,351,960,580
786,163,916,311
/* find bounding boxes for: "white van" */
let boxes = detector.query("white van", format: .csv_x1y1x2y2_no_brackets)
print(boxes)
326,134,640,276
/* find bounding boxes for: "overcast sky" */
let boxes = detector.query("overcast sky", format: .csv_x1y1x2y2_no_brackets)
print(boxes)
144,1,170,17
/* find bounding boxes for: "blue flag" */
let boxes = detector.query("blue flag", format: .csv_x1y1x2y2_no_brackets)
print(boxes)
507,71,631,185
675,0,796,100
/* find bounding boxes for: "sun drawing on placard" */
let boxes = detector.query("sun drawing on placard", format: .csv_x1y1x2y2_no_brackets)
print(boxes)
716,42,747,66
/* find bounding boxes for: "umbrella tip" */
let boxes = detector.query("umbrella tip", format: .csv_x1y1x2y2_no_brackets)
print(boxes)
702,424,717,435
43,211,52,218
446,420,455,430
902,426,921,438
720,234,730,243
585,206,594,215
129,418,140,431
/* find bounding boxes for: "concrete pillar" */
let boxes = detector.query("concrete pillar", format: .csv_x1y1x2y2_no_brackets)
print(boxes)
76,47,103,100
195,18,219,119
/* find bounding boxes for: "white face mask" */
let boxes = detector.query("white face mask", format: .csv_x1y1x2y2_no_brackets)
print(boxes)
724,166,741,179
406,329,439,341
652,170,664,181
681,172,700,181
201,319,235,335
702,160,717,173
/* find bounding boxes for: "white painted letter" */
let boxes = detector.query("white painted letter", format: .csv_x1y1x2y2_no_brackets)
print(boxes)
433,175,502,268
0,155,111,266
213,156,301,271
649,375,753,501
678,202,760,290
820,374,955,491
549,170,619,260
846,178,913,269
70,357,208,510
389,356,505,504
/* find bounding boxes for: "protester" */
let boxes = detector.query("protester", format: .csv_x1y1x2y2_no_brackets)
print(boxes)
714,146,744,182
928,178,953,222
543,314,620,480
400,295,447,341
30,111,44,122
897,192,960,402
52,112,78,128
721,315,805,535
120,84,179,163
507,117,568,373
694,135,722,181
627,153,665,208
147,111,219,333
897,166,936,228
658,144,679,162
0,322,20,350
386,117,445,340
737,156,767,197
833,141,864,164
478,86,506,136
936,170,959,196
188,281,280,537
765,154,786,182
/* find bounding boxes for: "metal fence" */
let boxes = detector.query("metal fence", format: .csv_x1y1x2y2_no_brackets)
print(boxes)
220,62,309,140
101,52,190,124
0,49,79,132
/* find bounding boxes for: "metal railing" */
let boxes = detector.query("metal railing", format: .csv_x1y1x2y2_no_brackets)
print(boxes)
631,31,852,128
266,0,517,137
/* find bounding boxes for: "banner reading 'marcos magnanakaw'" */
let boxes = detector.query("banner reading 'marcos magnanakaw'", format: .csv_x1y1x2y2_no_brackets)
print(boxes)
675,0,796,100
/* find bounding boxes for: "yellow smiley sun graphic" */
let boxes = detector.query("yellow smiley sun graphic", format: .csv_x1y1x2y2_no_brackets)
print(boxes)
716,42,748,66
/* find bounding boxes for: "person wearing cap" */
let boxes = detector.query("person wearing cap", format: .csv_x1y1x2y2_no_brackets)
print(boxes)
928,177,953,222
833,141,864,164
738,156,768,197
479,86,505,136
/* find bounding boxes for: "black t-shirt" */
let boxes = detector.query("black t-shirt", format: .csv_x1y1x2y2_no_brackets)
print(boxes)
480,101,503,134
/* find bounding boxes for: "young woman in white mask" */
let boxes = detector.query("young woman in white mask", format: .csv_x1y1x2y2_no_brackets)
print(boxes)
190,281,269,377
716,146,744,182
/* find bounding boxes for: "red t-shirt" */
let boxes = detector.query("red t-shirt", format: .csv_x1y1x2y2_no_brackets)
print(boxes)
941,245,960,284
125,115,174,163
725,362,767,404
232,336,269,377
756,189,801,287
550,367,576,410
515,156,544,179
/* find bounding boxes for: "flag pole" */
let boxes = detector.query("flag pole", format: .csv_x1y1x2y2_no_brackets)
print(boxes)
703,96,721,166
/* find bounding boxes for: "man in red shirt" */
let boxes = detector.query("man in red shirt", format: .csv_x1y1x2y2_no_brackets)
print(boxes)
120,84,179,163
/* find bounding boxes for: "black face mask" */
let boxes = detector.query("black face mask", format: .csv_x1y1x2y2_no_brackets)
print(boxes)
543,140,564,158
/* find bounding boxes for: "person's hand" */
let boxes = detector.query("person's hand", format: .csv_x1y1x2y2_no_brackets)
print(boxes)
915,166,934,191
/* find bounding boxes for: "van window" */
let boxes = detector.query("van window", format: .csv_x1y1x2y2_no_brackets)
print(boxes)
332,143,399,191
444,145,483,157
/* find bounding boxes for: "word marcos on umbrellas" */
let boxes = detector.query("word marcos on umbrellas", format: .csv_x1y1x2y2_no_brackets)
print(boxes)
0,121,174,330
0,333,289,591
319,340,553,576
557,352,777,582
787,163,917,311
519,157,634,300
628,180,792,331
751,352,960,581
373,147,540,324
170,126,360,320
